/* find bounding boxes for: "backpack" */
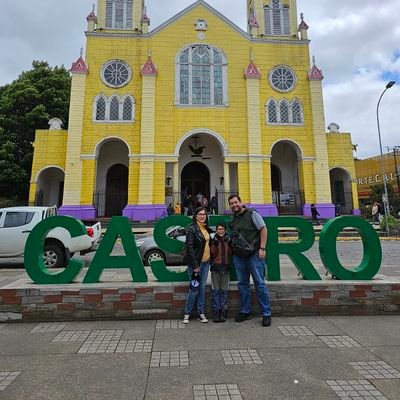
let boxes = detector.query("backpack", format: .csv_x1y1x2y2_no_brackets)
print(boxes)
230,231,256,258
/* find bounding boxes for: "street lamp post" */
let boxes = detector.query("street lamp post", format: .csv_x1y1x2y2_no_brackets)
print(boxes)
376,81,396,236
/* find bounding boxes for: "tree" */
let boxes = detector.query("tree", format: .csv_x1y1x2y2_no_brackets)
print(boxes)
368,183,400,216
0,61,71,200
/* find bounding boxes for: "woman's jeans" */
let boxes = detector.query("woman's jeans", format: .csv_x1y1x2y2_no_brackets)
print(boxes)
184,262,210,315
233,253,272,317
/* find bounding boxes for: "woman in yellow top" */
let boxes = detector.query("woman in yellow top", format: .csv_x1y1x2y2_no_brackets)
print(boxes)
182,207,212,324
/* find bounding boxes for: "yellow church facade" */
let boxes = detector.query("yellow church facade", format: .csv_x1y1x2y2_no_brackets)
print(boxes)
29,0,359,220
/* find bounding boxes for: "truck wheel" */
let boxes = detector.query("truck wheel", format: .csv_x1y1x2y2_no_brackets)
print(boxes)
43,244,65,268
145,250,165,266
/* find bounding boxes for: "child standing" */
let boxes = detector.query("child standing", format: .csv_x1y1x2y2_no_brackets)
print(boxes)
210,223,232,323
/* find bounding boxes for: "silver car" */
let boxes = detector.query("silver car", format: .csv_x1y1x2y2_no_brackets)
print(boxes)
136,226,186,265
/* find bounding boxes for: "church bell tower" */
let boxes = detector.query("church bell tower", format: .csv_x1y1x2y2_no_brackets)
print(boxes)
97,0,146,32
247,0,298,39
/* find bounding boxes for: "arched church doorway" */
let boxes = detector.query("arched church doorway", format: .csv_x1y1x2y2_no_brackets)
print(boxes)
181,161,210,206
330,168,353,215
94,139,129,217
271,163,282,212
271,140,303,214
105,164,128,217
35,167,65,207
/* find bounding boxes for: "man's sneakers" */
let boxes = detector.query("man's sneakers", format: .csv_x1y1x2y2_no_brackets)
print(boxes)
234,312,252,322
182,314,190,324
198,314,208,323
262,316,272,327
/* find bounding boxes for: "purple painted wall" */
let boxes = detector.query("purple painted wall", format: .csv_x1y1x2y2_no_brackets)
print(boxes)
123,204,165,221
58,205,96,219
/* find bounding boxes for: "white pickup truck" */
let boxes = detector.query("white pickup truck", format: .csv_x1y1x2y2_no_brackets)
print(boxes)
0,206,101,268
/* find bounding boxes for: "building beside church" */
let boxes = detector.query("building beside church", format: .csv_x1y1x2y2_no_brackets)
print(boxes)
355,152,400,204
29,0,359,220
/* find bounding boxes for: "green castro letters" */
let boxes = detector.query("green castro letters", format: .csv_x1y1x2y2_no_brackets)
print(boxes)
24,215,382,284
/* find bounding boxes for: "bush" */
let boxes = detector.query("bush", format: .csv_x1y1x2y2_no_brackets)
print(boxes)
380,214,400,234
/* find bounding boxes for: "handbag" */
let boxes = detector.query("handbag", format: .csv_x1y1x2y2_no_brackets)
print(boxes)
230,231,256,258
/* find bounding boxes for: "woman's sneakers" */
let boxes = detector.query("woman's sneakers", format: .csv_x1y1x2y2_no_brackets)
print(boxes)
198,314,208,323
183,314,209,324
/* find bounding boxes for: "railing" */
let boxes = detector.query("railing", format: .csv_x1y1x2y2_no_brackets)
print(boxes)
93,190,127,217
273,191,305,215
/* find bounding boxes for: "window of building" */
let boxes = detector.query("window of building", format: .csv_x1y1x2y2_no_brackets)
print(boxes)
93,95,135,122
96,96,107,120
292,99,303,124
267,99,278,123
280,100,289,123
264,0,290,36
101,60,132,88
266,98,304,125
122,96,134,120
176,45,227,106
269,65,296,93
110,97,120,120
106,0,133,29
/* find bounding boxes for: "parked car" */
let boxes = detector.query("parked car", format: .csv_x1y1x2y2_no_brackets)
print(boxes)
136,226,186,265
0,206,101,268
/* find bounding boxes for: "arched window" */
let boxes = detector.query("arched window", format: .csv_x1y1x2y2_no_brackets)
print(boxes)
177,45,227,106
93,95,135,122
280,100,290,123
122,96,134,121
292,99,303,124
109,97,120,121
266,98,304,125
264,0,290,36
106,0,133,29
267,99,278,123
95,96,107,121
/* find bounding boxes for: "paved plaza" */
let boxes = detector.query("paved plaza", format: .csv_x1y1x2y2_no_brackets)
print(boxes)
1,315,400,399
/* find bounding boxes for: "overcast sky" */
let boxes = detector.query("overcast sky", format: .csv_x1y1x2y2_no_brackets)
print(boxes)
1,0,399,159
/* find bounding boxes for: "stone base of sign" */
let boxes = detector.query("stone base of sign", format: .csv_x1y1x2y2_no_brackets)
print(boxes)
1,279,399,322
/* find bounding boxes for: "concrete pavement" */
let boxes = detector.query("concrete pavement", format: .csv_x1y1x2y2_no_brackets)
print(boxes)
1,315,400,399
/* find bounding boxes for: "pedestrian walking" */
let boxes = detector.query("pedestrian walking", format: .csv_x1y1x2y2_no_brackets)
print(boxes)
210,196,218,215
167,203,174,216
311,204,320,225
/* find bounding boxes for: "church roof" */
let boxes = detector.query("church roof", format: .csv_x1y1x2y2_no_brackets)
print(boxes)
70,56,88,74
141,57,157,76
150,0,250,40
245,61,261,79
308,61,324,81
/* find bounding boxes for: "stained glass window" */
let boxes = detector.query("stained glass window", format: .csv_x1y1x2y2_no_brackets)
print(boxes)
177,45,227,106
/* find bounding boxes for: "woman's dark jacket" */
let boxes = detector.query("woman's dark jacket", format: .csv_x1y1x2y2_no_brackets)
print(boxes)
210,234,232,272
185,222,212,269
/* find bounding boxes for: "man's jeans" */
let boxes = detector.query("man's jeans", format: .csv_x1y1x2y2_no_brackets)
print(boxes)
184,262,210,315
233,253,272,316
